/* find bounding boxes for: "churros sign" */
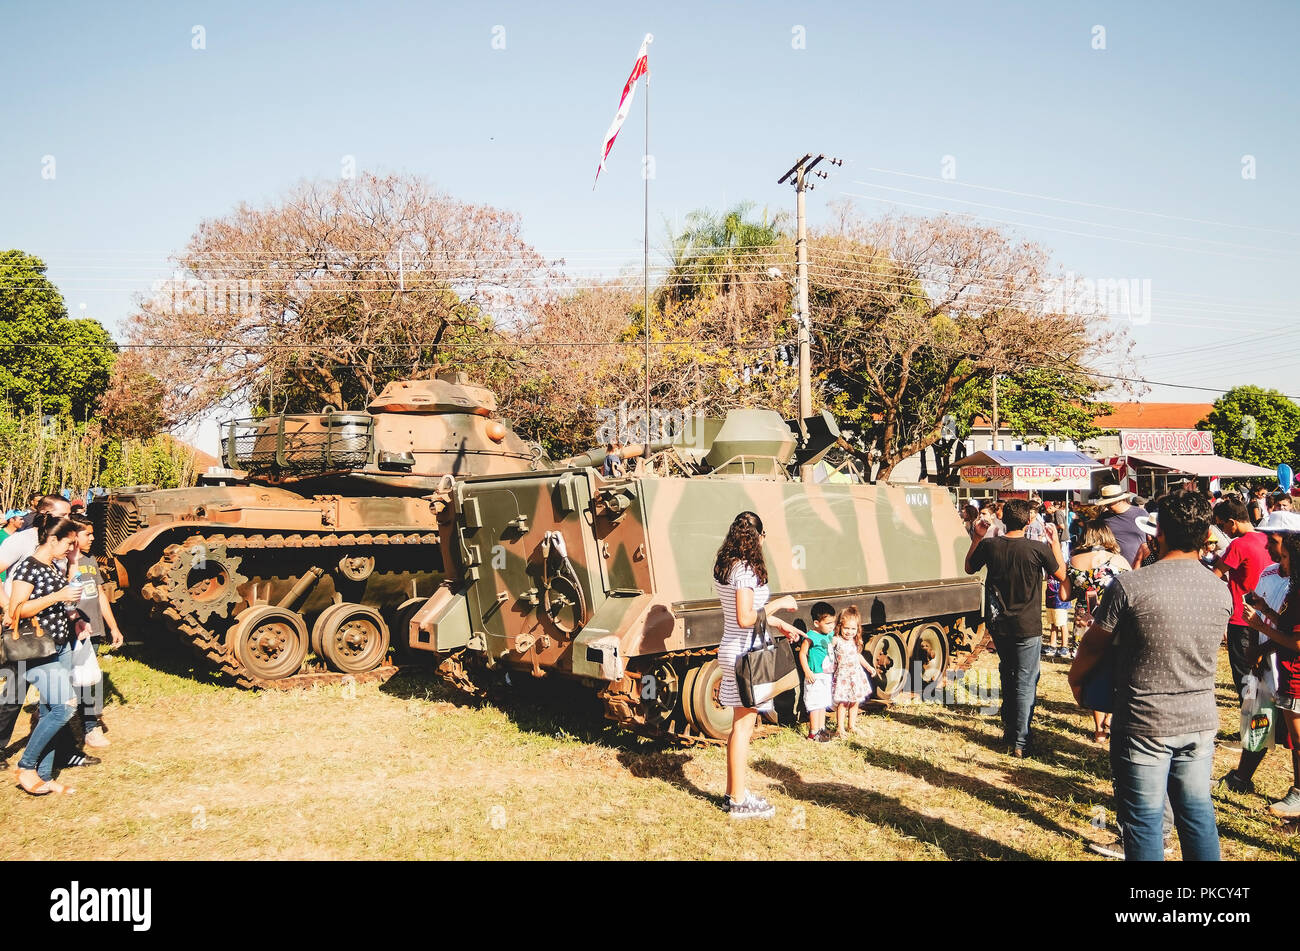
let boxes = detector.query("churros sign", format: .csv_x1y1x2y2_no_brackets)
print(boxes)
1120,430,1213,455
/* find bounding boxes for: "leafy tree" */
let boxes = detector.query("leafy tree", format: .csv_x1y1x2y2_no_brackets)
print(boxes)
807,210,1125,480
0,405,197,508
1199,385,1300,469
0,250,118,418
969,369,1112,445
105,173,551,426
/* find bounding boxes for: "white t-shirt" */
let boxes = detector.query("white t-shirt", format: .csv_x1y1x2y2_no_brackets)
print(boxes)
1254,564,1290,687
0,528,38,598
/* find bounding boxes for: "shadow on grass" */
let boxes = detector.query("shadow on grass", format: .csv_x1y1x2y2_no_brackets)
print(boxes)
378,662,657,755
1215,810,1300,858
114,632,230,694
885,705,1104,766
853,743,1101,841
615,750,717,804
752,758,1039,860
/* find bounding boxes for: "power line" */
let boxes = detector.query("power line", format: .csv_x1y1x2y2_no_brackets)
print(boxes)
847,181,1296,258
850,165,1300,238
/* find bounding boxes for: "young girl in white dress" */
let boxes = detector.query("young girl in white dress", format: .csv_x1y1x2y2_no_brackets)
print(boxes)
830,606,875,736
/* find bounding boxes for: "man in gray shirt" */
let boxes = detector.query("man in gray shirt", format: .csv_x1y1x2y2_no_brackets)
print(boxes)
1070,491,1230,861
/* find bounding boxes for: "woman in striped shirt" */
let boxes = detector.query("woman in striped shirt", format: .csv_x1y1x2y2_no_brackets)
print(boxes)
714,511,801,819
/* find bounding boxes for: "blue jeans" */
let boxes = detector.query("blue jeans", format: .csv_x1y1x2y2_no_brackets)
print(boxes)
992,634,1040,752
1110,729,1220,861
17,646,76,781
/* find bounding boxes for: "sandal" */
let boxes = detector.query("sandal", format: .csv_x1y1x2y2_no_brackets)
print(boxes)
17,771,52,796
1092,730,1106,743
43,780,76,795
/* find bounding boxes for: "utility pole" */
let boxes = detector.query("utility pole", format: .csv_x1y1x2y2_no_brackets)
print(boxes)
778,153,841,483
990,373,1000,453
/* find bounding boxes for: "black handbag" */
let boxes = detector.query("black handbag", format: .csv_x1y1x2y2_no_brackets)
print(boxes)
0,608,59,665
735,608,800,708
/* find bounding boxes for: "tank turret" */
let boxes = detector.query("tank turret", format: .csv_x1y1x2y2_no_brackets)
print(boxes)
216,371,545,492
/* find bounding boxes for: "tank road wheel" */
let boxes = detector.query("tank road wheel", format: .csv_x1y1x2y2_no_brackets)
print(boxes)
389,597,428,660
679,666,700,731
228,606,309,682
906,622,950,694
314,604,390,675
865,631,908,701
309,603,347,659
685,659,733,740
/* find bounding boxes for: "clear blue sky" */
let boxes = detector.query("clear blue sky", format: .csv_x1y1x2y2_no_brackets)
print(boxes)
3,0,1297,447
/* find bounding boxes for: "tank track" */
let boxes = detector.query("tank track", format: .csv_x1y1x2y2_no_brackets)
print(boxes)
140,530,439,689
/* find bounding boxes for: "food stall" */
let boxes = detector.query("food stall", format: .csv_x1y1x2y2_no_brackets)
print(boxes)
1099,430,1275,497
954,450,1108,502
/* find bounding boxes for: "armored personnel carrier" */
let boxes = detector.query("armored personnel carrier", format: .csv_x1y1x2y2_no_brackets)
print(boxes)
407,407,985,742
92,373,985,738
88,373,550,687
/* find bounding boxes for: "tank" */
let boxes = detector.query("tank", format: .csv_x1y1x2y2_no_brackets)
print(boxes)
406,405,986,743
92,375,985,723
88,372,553,687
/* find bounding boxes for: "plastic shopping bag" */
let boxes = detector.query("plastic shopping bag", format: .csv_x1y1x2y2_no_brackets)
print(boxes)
69,635,103,688
1240,675,1276,753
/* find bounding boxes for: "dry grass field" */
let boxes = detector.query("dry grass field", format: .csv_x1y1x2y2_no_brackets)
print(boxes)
3,640,1297,861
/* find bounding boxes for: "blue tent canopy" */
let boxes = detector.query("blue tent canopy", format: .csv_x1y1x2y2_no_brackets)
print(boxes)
956,450,1103,469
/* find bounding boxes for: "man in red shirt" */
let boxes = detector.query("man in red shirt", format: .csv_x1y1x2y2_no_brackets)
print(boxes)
1214,498,1272,697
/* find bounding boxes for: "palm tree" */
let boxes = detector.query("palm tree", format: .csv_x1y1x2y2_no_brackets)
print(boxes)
662,202,788,304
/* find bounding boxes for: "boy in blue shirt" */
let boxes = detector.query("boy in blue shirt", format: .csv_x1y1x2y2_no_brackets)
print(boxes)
799,602,836,741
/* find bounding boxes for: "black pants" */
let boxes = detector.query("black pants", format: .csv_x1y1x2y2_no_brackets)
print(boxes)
0,665,22,756
1226,623,1254,698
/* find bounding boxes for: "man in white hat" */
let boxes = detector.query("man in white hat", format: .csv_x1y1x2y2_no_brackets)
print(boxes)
1090,485,1149,569
1216,510,1300,808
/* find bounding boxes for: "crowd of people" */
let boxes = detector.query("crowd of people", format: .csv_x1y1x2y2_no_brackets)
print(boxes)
8,471,1296,860
966,479,1300,860
0,493,122,796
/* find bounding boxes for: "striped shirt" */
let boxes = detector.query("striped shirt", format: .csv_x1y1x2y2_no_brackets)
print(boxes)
715,562,770,708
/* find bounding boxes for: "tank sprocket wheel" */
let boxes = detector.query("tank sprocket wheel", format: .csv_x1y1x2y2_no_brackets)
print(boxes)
160,535,249,623
436,649,489,699
227,606,309,681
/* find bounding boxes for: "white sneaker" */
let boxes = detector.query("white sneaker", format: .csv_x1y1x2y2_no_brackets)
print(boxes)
728,791,775,820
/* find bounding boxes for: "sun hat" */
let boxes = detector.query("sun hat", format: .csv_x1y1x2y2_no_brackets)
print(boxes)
1256,511,1300,534
1136,514,1158,536
1089,484,1135,507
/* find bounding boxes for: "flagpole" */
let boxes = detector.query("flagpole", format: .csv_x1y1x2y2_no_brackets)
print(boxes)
643,53,651,461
